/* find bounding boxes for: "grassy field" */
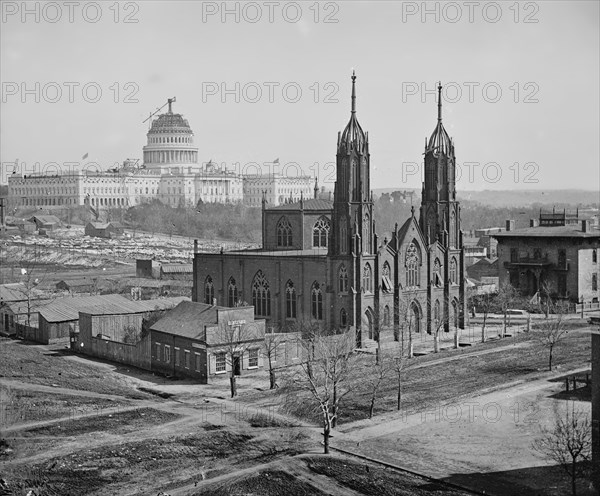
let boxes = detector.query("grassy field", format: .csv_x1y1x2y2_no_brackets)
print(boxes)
267,327,592,425
0,339,150,399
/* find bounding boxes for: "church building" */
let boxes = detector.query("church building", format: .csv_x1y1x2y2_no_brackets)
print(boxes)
192,73,466,347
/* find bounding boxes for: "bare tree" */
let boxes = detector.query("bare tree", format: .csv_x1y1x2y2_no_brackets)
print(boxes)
263,327,284,390
534,299,570,371
363,350,391,419
496,282,519,337
291,328,354,454
533,402,592,496
215,321,264,398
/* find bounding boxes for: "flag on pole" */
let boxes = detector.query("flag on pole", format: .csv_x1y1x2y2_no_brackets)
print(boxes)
82,153,89,160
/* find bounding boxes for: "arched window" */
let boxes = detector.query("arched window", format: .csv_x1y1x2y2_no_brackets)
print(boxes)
382,261,392,293
363,213,370,252
450,210,456,247
276,216,292,247
285,280,297,319
311,282,323,320
451,300,459,330
227,277,238,307
340,308,348,329
449,257,458,285
362,263,373,293
340,222,348,254
406,242,420,287
383,305,390,327
593,273,598,292
252,271,271,317
593,250,597,264
433,258,442,287
338,264,348,293
313,216,330,248
204,276,214,305
411,301,421,333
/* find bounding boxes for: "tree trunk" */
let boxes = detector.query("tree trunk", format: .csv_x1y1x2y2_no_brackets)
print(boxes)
332,386,338,428
408,336,413,358
481,315,487,343
369,395,375,419
229,375,237,398
433,333,439,353
571,459,577,496
397,379,402,411
549,345,553,371
269,369,276,390
323,420,331,454
375,346,380,365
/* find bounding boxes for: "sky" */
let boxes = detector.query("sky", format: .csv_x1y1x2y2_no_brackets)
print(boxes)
1,0,599,193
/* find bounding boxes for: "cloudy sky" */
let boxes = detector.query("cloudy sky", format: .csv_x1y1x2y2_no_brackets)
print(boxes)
1,1,599,192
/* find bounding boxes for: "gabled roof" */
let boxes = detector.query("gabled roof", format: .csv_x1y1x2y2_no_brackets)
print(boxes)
267,199,333,211
392,215,426,250
0,284,44,303
29,215,61,225
150,301,228,339
160,264,193,273
40,294,152,322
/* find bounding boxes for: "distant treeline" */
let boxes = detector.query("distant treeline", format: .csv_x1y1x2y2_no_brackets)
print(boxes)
122,201,262,242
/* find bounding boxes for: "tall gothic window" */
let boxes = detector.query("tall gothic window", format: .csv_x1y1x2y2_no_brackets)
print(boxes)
340,308,348,329
313,216,330,248
449,258,458,284
363,213,370,252
383,305,390,326
362,263,373,293
433,258,442,287
277,216,292,247
593,273,598,292
227,277,238,307
252,271,271,317
406,242,420,287
340,221,348,254
338,264,349,293
450,210,456,247
311,282,323,320
285,280,297,319
204,276,214,305
382,262,392,293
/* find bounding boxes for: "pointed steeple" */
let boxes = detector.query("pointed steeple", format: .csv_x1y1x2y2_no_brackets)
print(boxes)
338,71,367,154
426,82,452,156
351,70,356,114
314,176,319,199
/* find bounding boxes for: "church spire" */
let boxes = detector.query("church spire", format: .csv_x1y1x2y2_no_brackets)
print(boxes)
437,81,442,122
351,70,356,114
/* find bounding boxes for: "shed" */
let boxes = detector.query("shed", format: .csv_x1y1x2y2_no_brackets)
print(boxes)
28,215,61,231
77,296,188,370
85,222,125,239
159,264,193,280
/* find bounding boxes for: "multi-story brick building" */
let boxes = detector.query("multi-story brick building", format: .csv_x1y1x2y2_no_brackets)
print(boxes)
494,218,600,303
192,75,466,346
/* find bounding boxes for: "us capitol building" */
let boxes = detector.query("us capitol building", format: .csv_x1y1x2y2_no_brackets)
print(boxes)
7,99,315,210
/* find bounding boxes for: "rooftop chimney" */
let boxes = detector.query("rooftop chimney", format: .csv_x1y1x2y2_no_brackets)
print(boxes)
505,220,515,232
582,219,590,233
